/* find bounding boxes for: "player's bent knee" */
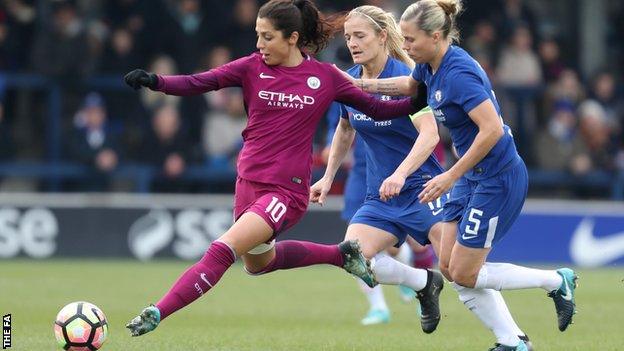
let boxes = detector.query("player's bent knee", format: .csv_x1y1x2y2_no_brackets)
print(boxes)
439,265,452,282
243,264,265,276
360,245,379,260
450,268,478,288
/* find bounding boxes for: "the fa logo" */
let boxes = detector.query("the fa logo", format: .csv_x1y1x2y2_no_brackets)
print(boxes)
380,95,391,101
434,90,442,102
307,76,321,89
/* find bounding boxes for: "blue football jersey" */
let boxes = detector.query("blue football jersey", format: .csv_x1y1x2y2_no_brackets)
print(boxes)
412,45,520,180
341,57,444,196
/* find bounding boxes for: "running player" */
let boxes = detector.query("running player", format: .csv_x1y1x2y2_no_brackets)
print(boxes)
325,102,434,326
349,1,576,350
311,5,446,334
123,0,430,337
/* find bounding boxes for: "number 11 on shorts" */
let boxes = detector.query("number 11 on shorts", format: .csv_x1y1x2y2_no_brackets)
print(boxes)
265,196,287,223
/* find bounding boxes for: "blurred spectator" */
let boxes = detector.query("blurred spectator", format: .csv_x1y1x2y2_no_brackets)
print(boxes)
0,0,36,71
0,102,15,161
198,46,233,115
466,20,498,68
203,88,245,169
159,0,213,72
31,1,93,80
65,93,120,191
224,0,259,59
589,71,624,125
142,104,192,192
100,26,141,73
0,12,7,70
545,69,586,113
572,100,617,175
140,55,180,113
538,38,565,83
104,0,147,31
535,102,583,171
496,25,542,86
495,0,537,42
180,45,234,145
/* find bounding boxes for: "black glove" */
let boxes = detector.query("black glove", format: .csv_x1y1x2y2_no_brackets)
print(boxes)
124,69,158,90
410,82,428,111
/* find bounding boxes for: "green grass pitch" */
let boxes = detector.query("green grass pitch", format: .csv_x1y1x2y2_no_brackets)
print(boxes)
2,260,623,350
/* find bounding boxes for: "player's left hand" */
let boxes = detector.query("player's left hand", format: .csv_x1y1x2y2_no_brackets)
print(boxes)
419,172,456,203
379,173,406,201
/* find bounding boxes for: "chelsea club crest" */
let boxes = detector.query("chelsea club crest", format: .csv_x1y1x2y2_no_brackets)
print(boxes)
434,90,442,102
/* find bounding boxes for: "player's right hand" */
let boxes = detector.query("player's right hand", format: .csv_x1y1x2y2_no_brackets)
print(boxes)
379,172,406,201
124,69,158,90
310,177,332,206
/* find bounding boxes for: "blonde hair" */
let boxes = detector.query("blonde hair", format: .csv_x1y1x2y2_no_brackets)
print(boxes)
401,0,463,44
347,5,414,69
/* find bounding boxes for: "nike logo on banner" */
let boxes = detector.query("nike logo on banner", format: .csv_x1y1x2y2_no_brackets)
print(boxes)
200,273,213,287
570,218,624,267
259,73,275,79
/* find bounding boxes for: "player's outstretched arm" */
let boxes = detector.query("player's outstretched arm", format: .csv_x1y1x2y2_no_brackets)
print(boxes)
379,108,439,201
310,117,355,206
358,75,418,96
124,68,221,96
123,56,250,96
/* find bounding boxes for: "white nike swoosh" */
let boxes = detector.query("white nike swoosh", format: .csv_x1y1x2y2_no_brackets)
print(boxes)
259,73,275,79
462,233,477,241
560,275,573,301
570,218,624,267
432,209,443,216
200,273,213,287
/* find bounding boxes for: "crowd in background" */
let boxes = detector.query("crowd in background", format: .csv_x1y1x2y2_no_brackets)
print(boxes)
0,0,623,197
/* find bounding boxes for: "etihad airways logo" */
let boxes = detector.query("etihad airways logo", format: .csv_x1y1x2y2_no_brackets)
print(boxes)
258,90,315,109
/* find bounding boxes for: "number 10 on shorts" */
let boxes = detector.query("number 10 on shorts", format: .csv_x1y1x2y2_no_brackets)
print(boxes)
265,197,287,223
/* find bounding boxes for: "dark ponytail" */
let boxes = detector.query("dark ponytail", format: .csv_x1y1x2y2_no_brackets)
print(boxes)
258,0,342,54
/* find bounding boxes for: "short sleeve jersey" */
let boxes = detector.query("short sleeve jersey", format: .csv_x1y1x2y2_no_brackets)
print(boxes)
411,46,520,180
342,57,444,195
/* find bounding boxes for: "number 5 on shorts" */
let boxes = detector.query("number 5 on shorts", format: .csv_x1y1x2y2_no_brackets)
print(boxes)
465,208,483,235
265,196,287,223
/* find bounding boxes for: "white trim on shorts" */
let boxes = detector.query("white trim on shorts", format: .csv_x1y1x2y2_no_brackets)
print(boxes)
484,216,499,248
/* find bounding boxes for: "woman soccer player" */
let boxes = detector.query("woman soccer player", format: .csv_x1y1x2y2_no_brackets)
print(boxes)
324,102,435,326
348,1,577,350
123,0,430,337
311,5,447,334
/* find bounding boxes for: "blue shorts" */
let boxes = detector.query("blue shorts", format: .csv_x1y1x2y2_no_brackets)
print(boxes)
342,167,367,221
443,158,528,249
350,187,447,246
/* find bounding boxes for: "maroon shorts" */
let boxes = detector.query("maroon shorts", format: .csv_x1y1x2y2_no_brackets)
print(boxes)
233,177,308,237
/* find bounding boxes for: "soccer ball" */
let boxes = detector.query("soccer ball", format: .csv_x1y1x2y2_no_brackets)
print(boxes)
54,301,108,351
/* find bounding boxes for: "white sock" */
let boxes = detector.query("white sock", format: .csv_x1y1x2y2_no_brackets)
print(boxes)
357,279,388,311
492,290,524,337
474,262,563,291
371,253,428,291
452,283,521,347
393,243,412,266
